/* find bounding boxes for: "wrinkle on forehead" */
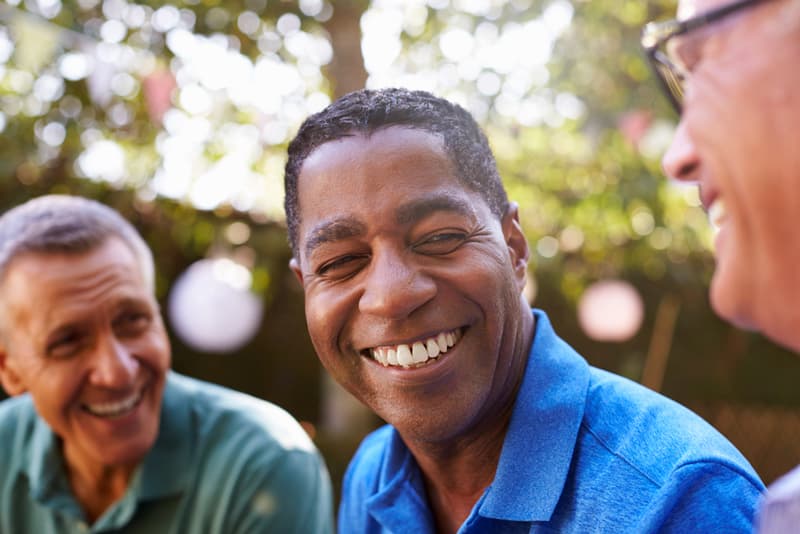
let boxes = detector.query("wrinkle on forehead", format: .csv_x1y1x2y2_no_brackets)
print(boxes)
2,240,151,334
43,273,147,330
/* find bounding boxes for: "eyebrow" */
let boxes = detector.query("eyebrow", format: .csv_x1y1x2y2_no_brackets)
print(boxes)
303,193,476,260
304,218,367,260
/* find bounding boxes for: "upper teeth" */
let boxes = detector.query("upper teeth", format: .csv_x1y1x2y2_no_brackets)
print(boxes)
708,198,727,231
370,329,462,368
84,389,143,417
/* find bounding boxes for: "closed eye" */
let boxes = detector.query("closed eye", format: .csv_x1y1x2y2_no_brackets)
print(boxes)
47,330,86,359
317,254,369,279
413,232,467,255
113,310,152,337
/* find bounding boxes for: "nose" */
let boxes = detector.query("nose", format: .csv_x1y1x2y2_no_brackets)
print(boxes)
358,247,436,320
89,334,139,388
662,119,700,183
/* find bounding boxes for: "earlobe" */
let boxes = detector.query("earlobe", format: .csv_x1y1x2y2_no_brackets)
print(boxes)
0,347,26,397
502,202,530,291
289,257,305,286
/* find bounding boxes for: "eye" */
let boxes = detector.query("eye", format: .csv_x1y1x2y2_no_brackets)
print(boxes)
113,310,152,337
668,31,706,75
413,231,467,255
46,330,86,359
317,254,369,280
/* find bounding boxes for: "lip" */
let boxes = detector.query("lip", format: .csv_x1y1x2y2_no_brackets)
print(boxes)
358,325,467,372
364,334,465,386
81,381,149,419
698,183,719,213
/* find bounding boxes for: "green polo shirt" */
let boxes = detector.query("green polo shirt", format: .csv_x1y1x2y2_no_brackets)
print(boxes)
0,372,333,533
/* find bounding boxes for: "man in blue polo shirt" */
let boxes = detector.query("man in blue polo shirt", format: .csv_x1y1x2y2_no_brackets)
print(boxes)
284,87,764,533
0,195,333,533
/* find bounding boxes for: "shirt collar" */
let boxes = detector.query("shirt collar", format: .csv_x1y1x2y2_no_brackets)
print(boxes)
26,410,75,510
477,308,590,522
366,430,437,534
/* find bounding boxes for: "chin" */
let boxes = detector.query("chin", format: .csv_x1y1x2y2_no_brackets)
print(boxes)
101,441,154,468
710,280,758,332
759,309,800,354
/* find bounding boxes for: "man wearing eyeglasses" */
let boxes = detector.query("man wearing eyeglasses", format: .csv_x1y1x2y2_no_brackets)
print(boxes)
642,0,800,532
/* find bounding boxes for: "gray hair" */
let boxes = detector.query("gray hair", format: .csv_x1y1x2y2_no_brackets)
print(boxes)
0,195,155,292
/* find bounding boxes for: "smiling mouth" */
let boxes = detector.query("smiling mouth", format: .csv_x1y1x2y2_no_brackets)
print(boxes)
82,385,146,418
708,197,727,233
367,328,463,369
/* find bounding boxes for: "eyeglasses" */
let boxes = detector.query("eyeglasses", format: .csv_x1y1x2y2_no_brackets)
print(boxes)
641,0,768,114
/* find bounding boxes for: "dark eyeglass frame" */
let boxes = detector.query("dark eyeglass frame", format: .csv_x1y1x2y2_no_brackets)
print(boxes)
641,0,767,114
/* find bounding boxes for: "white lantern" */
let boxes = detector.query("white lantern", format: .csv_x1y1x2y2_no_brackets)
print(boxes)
168,258,264,353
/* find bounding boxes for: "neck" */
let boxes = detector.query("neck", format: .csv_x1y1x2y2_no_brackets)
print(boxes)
405,304,535,534
408,410,512,534
62,444,137,523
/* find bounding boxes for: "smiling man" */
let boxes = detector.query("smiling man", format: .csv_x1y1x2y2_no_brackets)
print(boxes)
0,195,332,533
285,88,764,533
642,0,800,531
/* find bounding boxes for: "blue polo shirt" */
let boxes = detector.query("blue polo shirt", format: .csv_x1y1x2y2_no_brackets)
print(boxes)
339,309,764,533
0,372,333,533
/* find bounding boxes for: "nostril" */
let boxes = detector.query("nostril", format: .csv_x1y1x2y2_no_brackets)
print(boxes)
675,161,699,180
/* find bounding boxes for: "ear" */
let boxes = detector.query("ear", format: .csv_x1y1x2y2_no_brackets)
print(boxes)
0,343,26,397
501,202,530,292
289,257,305,287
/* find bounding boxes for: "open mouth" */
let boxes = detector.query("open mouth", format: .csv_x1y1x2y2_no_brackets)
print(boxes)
708,197,727,233
366,328,463,369
82,385,146,418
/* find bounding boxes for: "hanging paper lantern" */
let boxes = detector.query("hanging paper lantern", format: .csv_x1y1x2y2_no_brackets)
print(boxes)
168,258,264,353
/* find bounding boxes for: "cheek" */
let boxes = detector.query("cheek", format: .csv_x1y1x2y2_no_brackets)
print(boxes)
131,329,172,370
304,288,352,351
457,250,517,299
29,365,83,415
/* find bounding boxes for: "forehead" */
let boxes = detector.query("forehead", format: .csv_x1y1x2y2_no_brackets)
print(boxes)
0,238,149,323
295,127,490,256
300,126,454,186
297,126,481,218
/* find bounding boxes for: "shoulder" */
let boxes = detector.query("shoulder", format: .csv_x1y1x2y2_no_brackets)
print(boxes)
0,394,36,428
0,395,38,458
581,367,761,487
567,368,763,530
167,373,324,474
164,374,333,532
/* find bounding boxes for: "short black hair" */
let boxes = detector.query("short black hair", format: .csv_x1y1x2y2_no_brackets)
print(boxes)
284,87,509,257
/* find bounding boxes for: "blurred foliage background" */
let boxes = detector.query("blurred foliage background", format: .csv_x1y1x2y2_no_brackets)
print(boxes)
2,0,799,497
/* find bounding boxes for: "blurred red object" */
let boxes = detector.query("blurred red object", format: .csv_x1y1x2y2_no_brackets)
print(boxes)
618,109,653,148
143,68,177,125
